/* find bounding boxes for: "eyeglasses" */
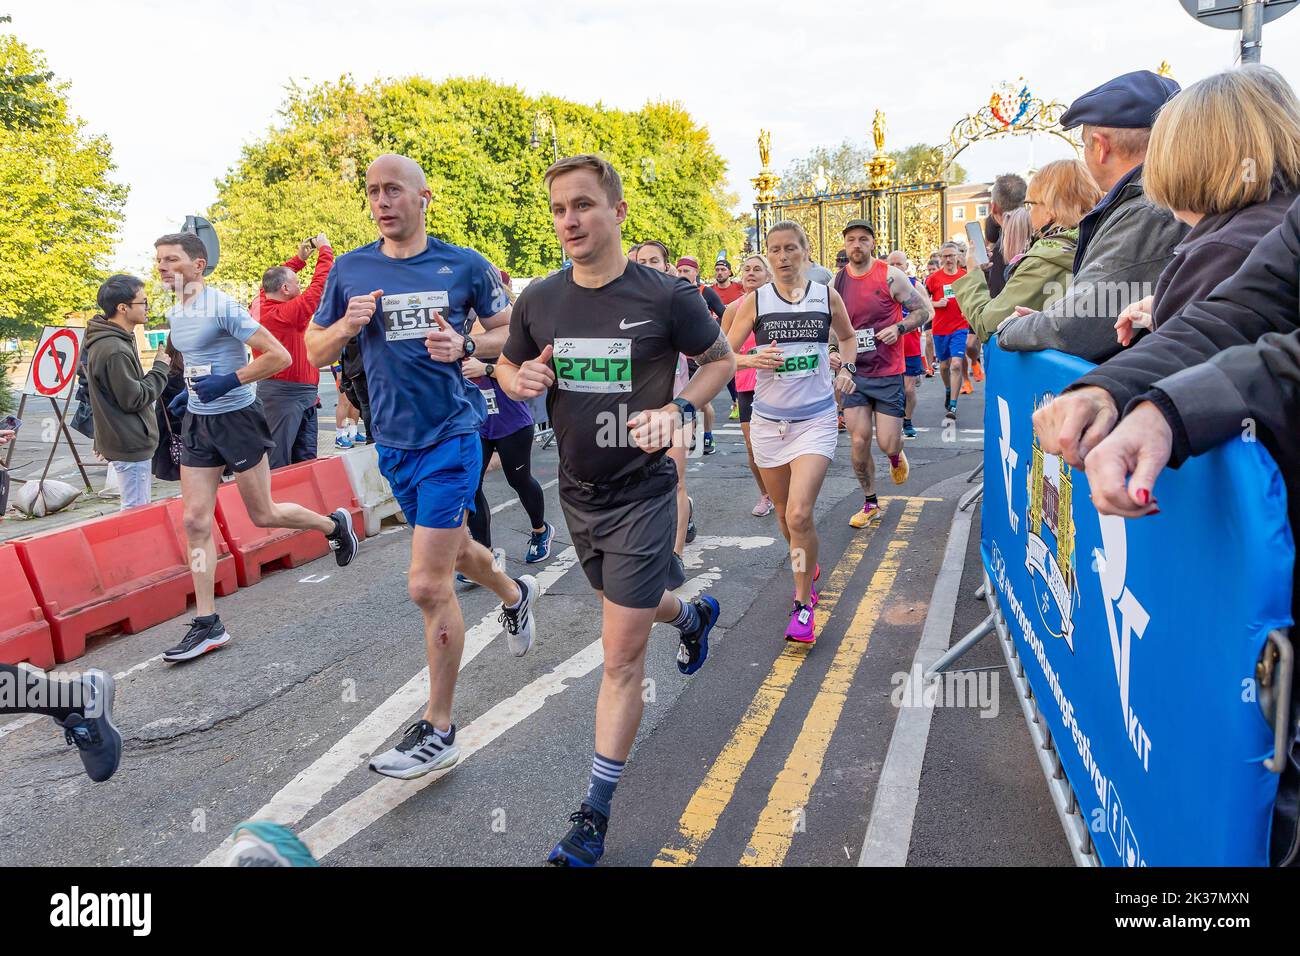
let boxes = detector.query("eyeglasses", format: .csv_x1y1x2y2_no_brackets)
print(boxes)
130,298,149,308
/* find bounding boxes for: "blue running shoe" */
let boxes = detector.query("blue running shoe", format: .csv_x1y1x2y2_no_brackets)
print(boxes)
226,821,320,867
335,434,354,450
58,669,121,783
547,805,607,867
526,522,555,563
675,595,719,676
455,572,478,588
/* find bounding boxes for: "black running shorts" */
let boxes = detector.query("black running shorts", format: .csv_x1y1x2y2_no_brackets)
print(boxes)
181,400,276,473
560,484,684,610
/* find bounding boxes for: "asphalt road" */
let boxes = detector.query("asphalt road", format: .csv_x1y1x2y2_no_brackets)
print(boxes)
0,372,1070,867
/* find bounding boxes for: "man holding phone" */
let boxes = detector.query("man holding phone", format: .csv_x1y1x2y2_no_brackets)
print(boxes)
834,220,934,528
925,241,970,420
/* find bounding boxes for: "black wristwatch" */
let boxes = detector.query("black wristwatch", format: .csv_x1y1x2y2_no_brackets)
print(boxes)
671,397,697,425
462,335,477,359
484,363,496,378
896,323,906,337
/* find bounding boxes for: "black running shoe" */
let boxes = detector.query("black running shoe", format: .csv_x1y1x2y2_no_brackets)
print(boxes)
547,804,607,866
676,595,720,676
703,434,717,456
685,496,697,544
58,669,122,783
164,615,230,662
327,508,360,567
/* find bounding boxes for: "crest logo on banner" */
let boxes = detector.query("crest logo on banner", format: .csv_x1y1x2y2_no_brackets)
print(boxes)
1025,395,1078,650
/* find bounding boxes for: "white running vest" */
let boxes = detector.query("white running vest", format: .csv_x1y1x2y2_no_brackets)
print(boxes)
752,280,836,422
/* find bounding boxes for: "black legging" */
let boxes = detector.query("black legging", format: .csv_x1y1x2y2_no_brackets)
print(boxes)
469,424,547,548
0,663,81,721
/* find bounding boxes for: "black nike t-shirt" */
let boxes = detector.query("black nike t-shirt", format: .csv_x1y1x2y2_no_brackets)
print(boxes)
504,262,719,489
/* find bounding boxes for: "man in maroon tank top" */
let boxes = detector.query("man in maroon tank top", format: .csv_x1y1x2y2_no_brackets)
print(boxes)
834,220,934,529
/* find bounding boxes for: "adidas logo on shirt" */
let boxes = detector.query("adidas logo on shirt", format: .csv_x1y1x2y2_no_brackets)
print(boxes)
438,265,454,274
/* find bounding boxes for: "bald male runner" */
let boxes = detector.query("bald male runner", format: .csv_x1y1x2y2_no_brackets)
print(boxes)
307,154,539,779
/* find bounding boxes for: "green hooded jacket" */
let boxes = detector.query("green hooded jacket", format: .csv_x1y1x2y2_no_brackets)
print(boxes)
952,228,1079,343
83,316,169,462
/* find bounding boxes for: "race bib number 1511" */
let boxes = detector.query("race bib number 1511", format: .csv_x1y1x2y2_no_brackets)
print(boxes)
382,291,451,341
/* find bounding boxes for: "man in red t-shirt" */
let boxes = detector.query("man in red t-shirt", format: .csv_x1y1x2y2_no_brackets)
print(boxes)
834,220,934,529
924,241,969,421
712,259,745,307
251,234,335,467
886,250,926,439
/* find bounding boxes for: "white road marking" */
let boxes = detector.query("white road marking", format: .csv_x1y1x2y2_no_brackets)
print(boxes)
299,574,331,584
491,478,559,514
300,569,725,861
196,546,580,866
0,654,165,744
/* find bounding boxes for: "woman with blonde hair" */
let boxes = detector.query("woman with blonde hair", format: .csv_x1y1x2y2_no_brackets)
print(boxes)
1114,64,1300,345
721,253,775,516
997,207,1034,283
954,158,1102,341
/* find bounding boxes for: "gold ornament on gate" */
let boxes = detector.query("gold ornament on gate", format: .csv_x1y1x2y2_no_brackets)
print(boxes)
865,110,896,190
752,129,781,203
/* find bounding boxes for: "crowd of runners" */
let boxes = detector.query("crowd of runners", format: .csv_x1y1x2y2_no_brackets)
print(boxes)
0,146,985,867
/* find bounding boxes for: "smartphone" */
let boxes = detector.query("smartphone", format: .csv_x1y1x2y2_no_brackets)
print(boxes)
0,415,20,432
965,220,990,266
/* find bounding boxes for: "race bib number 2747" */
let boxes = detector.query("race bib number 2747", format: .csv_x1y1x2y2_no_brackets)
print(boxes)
553,338,632,393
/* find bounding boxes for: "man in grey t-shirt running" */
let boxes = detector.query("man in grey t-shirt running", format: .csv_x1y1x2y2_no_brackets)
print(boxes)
157,232,361,663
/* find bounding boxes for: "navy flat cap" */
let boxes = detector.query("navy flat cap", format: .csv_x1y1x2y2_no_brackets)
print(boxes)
1061,70,1181,130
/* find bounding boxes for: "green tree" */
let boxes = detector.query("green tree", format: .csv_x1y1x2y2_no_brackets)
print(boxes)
780,140,966,194
0,15,50,131
207,76,742,285
0,29,126,338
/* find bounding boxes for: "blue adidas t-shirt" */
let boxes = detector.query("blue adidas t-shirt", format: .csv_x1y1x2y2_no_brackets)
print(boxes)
312,237,511,451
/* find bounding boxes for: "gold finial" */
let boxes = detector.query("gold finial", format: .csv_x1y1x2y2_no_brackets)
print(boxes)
872,110,887,154
752,128,780,203
1157,60,1174,78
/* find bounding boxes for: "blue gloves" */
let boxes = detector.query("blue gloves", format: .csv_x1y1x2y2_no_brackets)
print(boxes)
167,391,189,416
191,372,241,404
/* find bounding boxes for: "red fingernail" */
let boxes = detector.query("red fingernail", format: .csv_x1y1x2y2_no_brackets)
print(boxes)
1135,489,1149,505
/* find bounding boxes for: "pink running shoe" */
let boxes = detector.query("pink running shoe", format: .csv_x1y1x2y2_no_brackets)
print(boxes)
793,564,821,607
785,602,816,644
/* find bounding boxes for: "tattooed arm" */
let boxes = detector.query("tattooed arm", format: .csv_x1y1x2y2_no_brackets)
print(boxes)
876,267,933,347
678,327,737,410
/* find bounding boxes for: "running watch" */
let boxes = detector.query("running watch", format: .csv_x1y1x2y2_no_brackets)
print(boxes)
671,397,697,425
461,335,477,359
841,363,857,375
484,363,496,378
896,323,906,338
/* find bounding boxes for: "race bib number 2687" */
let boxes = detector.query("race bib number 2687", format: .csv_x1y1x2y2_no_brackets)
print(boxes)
553,338,632,393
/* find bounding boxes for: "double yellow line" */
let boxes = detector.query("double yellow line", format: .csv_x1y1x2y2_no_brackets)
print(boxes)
654,497,926,867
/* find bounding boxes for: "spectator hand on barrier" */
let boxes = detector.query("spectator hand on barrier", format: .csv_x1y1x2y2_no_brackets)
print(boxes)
1082,401,1168,519
0,429,13,447
1114,295,1155,347
191,373,241,404
1031,386,1119,470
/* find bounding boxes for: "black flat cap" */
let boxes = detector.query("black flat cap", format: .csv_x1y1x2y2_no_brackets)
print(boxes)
1060,70,1181,130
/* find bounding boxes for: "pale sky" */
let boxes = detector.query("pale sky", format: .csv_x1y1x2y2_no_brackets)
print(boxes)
9,0,1300,271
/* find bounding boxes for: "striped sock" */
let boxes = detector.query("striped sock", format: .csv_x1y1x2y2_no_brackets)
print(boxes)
585,753,625,819
668,597,700,633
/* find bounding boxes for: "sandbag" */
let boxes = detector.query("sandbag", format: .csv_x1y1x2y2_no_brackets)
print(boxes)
11,479,81,517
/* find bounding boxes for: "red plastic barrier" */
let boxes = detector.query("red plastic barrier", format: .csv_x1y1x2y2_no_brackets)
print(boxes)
12,499,238,664
214,457,361,587
0,543,56,668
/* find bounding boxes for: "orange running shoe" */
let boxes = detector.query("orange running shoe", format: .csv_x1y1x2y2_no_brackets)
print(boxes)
972,361,985,382
961,379,974,395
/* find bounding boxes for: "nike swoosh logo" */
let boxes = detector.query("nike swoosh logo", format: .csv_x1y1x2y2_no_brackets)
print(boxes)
619,319,651,329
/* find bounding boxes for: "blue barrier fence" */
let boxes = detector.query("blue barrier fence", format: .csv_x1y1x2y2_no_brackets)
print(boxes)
980,339,1294,866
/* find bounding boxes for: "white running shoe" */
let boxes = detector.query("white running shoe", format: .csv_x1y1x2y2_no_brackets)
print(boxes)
369,720,460,779
499,574,538,657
